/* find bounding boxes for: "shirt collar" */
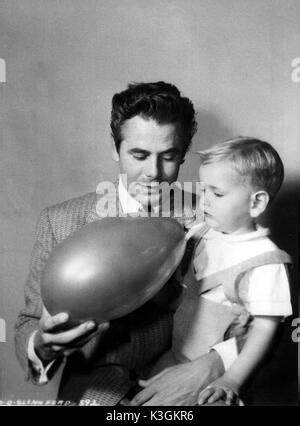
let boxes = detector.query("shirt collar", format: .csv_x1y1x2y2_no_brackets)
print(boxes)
118,176,161,214
204,224,270,242
118,177,142,214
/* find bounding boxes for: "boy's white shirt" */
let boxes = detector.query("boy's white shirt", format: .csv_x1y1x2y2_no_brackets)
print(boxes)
189,223,292,317
28,182,238,384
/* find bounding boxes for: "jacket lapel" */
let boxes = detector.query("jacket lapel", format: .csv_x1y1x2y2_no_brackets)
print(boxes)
86,181,121,223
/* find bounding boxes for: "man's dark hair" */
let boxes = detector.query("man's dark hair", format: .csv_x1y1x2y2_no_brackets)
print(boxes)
110,81,197,155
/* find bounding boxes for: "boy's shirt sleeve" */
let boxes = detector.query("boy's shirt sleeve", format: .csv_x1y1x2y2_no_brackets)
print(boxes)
240,263,292,317
210,338,239,370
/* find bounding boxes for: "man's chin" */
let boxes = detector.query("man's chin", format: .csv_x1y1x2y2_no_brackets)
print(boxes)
136,194,161,210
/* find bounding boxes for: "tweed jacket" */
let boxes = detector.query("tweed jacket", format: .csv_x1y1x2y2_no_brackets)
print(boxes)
15,187,198,405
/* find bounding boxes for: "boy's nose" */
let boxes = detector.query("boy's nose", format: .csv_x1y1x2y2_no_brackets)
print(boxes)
203,192,210,207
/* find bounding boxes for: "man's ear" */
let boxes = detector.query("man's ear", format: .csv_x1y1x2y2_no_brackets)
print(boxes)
250,190,270,218
111,140,120,162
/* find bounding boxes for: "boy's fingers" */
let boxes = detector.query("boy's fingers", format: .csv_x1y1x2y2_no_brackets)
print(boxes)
197,387,214,405
207,388,225,404
225,390,235,405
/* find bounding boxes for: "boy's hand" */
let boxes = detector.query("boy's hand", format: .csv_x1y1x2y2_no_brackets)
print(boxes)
34,307,110,365
198,376,240,406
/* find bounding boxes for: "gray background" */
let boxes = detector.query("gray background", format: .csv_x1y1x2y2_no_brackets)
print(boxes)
0,0,299,404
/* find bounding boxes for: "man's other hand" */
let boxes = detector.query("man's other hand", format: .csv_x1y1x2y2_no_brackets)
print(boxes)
130,350,225,406
34,307,110,365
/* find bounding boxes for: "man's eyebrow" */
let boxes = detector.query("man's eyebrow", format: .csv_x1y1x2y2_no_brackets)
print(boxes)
128,148,181,155
161,148,181,155
128,148,150,154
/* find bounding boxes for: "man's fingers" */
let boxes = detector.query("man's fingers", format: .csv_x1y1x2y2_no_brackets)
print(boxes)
51,344,65,353
139,368,169,387
43,320,95,345
142,398,161,406
131,387,156,406
97,322,110,333
68,322,110,348
42,312,69,332
63,348,77,357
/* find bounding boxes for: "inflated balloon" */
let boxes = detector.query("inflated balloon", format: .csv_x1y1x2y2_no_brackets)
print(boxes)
41,216,186,323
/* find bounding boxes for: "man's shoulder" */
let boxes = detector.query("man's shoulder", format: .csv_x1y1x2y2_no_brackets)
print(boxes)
45,192,98,241
47,192,97,214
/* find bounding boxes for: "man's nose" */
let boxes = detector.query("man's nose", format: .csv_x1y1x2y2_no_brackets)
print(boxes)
145,156,160,179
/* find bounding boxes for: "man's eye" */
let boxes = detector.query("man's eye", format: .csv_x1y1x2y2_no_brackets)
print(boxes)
133,154,147,160
162,155,176,161
214,192,224,197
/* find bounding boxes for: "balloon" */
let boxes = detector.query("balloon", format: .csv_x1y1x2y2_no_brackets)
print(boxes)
41,216,186,323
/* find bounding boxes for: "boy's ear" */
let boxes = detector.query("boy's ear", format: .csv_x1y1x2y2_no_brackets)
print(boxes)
250,191,270,218
111,140,120,162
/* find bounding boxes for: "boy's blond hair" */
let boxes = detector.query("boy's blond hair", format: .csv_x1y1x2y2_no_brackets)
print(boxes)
197,137,284,200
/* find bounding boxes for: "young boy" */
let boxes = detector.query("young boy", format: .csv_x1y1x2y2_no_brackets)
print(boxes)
172,137,292,405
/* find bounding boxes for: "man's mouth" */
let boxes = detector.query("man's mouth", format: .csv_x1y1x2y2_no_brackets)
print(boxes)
139,183,161,193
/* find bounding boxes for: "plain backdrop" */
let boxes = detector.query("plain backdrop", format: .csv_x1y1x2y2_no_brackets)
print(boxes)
0,0,299,404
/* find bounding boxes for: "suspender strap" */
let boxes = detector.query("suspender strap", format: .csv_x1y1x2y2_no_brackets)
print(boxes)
180,224,210,276
196,249,292,299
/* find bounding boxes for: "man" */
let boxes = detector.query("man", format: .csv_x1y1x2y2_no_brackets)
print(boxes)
15,81,229,405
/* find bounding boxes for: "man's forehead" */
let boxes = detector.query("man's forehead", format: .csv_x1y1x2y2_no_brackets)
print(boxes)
122,115,177,131
121,115,183,151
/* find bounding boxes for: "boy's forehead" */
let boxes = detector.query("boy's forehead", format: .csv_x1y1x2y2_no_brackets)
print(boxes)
199,161,244,185
199,160,237,176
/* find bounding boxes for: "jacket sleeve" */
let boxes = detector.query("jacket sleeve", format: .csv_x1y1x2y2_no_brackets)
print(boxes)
14,208,58,381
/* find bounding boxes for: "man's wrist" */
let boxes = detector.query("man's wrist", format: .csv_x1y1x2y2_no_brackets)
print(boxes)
33,330,57,367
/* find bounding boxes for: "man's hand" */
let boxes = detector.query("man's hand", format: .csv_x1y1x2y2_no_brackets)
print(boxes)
34,307,110,366
130,350,225,406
